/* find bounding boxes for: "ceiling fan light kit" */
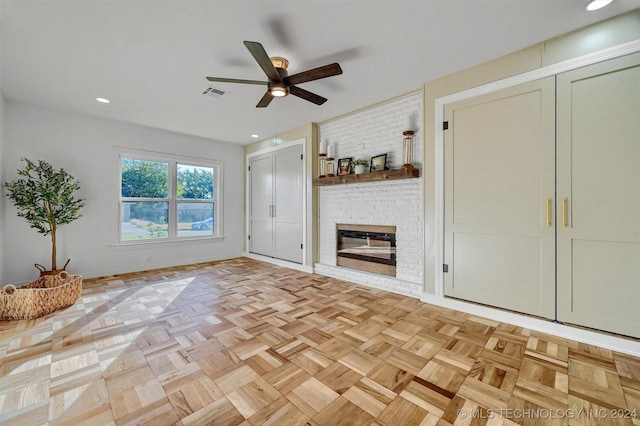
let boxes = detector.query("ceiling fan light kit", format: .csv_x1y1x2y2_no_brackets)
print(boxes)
269,82,289,97
206,40,342,108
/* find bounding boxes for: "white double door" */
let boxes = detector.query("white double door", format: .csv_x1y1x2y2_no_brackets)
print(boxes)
249,144,304,264
444,53,640,338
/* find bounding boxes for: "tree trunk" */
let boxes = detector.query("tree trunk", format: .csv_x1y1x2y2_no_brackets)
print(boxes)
51,223,57,270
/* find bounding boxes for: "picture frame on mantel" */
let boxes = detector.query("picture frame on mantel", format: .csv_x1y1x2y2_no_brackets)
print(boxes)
337,157,352,175
370,154,387,172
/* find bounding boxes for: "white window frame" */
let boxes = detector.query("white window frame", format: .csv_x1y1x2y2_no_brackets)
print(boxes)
118,149,223,244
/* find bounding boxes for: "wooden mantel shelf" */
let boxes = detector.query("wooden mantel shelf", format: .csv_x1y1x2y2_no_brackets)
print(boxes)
313,167,420,186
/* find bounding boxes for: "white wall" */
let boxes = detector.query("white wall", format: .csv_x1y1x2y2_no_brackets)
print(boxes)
1,101,244,282
315,92,424,297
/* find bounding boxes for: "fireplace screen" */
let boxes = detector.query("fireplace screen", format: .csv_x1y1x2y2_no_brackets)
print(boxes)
337,230,396,264
336,225,396,276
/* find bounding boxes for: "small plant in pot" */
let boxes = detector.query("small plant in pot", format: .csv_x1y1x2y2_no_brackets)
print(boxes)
4,158,84,276
352,158,369,175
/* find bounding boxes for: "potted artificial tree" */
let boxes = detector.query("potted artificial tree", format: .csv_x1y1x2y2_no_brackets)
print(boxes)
4,158,84,276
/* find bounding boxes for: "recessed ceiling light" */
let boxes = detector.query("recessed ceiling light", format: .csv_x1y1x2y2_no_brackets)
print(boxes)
96,97,110,104
251,134,259,138
586,0,613,11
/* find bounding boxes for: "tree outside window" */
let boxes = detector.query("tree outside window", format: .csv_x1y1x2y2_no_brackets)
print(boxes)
120,156,218,242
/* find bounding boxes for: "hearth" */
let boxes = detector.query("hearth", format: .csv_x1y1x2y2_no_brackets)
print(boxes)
336,224,396,277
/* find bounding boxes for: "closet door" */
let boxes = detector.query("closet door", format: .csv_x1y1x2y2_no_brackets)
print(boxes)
273,144,304,263
557,53,640,338
249,144,304,263
444,78,556,318
249,154,275,257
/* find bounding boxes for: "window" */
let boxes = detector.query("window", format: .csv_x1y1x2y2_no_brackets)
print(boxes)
119,154,220,242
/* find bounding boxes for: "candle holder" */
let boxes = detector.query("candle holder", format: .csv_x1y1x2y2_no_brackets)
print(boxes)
402,130,414,169
318,153,327,178
319,140,327,156
326,157,335,177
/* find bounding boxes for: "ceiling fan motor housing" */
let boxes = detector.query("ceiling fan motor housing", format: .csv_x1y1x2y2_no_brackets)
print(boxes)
270,56,289,70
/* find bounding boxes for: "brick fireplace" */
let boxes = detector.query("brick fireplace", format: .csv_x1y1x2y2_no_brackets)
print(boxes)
315,179,423,296
313,92,423,297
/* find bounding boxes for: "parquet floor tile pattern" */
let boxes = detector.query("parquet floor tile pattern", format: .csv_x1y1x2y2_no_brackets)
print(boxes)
1,258,638,425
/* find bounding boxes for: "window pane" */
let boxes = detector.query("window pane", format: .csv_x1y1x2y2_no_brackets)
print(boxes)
177,202,214,237
121,158,169,198
121,202,169,240
177,164,214,200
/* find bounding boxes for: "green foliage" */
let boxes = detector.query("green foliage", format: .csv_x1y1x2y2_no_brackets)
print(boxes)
146,223,167,238
120,159,214,200
352,158,369,166
4,158,84,270
177,167,214,199
121,158,168,198
4,158,84,236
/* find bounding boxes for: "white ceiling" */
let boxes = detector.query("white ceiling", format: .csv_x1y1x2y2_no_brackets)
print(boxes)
1,1,639,145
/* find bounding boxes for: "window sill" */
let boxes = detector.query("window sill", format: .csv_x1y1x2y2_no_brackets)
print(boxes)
110,235,226,250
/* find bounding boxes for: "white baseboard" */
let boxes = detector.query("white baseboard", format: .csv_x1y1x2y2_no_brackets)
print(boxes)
77,252,244,281
420,293,640,358
243,252,314,274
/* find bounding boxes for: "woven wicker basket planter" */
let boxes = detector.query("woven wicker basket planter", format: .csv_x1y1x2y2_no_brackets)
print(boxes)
0,272,83,320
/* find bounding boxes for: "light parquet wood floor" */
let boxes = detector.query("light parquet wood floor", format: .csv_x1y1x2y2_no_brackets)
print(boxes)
1,257,639,425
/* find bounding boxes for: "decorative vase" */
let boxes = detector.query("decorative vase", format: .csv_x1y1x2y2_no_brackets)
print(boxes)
355,164,366,175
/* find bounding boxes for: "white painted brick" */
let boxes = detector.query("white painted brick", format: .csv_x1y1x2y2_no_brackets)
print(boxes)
316,93,423,297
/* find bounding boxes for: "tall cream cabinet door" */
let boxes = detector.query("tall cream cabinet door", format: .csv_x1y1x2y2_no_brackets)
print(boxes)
556,53,640,338
444,77,556,319
249,144,304,263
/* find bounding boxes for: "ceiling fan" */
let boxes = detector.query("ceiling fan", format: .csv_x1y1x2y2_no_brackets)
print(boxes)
206,41,343,108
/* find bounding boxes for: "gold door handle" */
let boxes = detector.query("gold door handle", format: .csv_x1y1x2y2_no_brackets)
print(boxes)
562,197,568,228
546,197,552,227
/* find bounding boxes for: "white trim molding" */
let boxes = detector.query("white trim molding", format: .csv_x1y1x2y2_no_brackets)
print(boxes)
421,293,640,358
244,252,313,274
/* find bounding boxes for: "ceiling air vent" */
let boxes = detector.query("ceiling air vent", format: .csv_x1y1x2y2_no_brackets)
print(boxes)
202,87,227,99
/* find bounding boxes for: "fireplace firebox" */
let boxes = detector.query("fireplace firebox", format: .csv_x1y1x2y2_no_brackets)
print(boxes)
336,224,396,277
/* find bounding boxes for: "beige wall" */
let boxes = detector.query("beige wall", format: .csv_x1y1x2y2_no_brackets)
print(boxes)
243,123,319,267
423,9,640,294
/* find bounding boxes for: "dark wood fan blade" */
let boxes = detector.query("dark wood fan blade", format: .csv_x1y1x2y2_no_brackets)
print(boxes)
256,91,274,108
285,63,342,86
206,77,268,85
289,85,327,105
244,41,281,82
